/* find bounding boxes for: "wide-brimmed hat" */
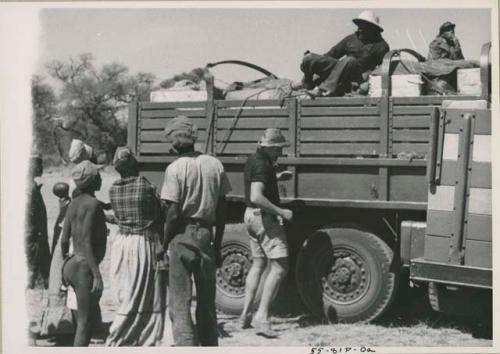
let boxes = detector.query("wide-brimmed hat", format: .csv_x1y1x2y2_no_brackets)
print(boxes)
71,160,103,190
258,128,290,148
164,115,198,145
113,146,138,174
68,139,95,164
353,10,384,32
439,21,456,35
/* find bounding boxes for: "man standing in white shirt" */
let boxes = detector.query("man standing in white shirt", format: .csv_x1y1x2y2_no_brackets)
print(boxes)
159,115,231,346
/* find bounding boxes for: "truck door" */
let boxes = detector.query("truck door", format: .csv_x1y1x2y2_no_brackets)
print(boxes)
410,100,492,289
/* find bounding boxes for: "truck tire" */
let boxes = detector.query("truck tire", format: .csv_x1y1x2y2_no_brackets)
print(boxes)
215,228,266,314
428,282,492,318
295,227,398,323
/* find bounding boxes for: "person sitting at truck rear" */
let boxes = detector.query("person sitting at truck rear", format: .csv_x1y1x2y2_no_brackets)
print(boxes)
427,21,464,60
239,128,294,338
299,10,389,97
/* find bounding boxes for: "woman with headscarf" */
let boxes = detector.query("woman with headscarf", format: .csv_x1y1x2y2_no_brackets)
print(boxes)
105,147,167,346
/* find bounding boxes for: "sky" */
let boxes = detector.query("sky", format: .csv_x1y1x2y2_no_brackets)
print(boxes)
36,7,492,88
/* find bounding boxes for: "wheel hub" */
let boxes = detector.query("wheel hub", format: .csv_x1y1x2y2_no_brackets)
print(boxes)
321,250,369,304
216,244,251,296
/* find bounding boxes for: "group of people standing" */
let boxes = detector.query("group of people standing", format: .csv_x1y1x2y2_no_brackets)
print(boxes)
27,115,294,346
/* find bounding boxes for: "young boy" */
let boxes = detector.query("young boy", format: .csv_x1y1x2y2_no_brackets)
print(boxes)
61,161,107,346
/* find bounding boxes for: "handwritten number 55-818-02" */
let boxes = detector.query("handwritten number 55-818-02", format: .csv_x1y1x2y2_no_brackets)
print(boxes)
309,347,376,354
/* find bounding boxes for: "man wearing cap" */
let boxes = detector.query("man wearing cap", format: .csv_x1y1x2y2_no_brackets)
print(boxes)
299,10,389,97
239,128,293,338
160,115,231,346
61,160,108,346
106,147,166,346
428,21,464,60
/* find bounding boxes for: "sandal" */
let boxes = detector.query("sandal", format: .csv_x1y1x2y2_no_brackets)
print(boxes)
251,319,279,338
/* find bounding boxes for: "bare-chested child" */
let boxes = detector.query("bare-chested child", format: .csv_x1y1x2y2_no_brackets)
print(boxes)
61,161,107,346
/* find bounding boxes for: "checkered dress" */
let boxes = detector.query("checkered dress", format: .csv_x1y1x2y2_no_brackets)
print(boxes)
109,176,162,235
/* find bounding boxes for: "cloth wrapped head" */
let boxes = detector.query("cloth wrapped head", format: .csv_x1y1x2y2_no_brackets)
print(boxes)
68,139,96,164
71,160,103,190
113,146,138,176
164,115,198,147
439,21,456,35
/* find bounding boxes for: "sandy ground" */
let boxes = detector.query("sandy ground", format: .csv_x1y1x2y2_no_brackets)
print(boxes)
26,167,492,347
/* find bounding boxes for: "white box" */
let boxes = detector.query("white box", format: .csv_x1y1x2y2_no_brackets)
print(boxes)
457,68,481,96
391,74,422,97
369,74,422,97
150,89,207,102
368,75,382,97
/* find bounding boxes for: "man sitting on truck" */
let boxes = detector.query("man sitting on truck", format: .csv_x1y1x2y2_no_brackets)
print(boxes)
299,10,389,97
239,128,294,338
427,21,464,60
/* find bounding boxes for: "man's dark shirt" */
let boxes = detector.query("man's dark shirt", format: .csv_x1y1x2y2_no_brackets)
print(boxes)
324,31,390,72
244,148,280,207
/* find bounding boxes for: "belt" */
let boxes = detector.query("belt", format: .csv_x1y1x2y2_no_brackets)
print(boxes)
178,218,213,230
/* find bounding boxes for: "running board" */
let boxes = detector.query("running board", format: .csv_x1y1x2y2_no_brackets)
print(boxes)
410,258,492,289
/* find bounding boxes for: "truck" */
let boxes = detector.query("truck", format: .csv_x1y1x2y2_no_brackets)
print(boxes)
127,43,492,323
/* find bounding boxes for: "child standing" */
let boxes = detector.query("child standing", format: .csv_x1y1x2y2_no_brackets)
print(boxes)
61,161,107,346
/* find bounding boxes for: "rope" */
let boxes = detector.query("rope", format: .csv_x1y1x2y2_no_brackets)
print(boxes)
217,88,271,154
217,84,296,154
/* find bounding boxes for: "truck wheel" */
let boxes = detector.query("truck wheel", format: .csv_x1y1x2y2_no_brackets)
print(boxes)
296,227,398,323
215,229,265,314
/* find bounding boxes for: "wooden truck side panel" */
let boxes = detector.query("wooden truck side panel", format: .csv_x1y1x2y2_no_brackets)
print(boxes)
130,95,482,212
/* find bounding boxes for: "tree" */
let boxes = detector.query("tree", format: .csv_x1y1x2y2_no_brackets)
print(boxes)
46,53,155,161
31,75,65,163
159,67,206,89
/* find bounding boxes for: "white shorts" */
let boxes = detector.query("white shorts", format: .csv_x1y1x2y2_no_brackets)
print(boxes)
244,207,288,259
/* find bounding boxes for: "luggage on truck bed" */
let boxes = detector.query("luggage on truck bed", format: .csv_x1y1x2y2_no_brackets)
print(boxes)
370,58,480,96
150,80,225,102
224,77,294,101
150,80,208,102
